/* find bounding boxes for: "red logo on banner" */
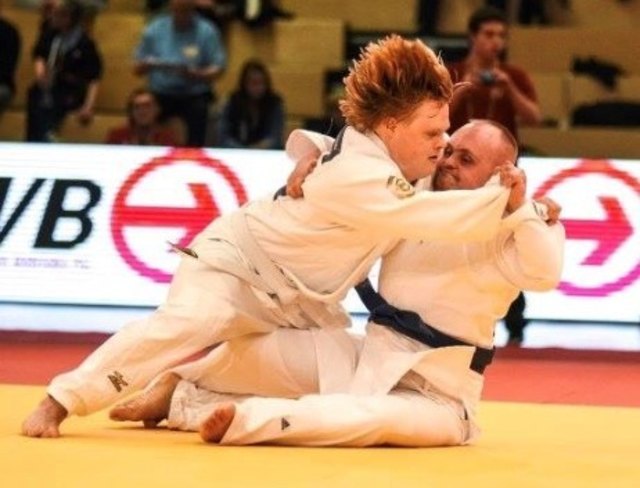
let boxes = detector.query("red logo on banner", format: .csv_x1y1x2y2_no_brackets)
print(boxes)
533,159,639,297
111,148,247,283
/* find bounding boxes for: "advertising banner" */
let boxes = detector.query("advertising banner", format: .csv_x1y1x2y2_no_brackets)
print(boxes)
1,143,638,323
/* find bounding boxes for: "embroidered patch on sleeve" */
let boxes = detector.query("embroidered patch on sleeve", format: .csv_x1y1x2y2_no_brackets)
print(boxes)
387,175,416,199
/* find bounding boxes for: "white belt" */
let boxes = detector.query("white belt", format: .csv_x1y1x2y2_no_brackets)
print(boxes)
172,214,346,329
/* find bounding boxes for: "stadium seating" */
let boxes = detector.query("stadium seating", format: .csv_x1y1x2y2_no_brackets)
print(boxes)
509,28,640,74
58,113,127,144
529,73,571,127
1,0,639,156
0,110,25,141
281,0,417,32
2,7,39,109
520,127,640,159
92,13,146,112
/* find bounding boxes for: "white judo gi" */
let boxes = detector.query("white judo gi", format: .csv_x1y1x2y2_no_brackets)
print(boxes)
167,183,565,447
48,127,510,417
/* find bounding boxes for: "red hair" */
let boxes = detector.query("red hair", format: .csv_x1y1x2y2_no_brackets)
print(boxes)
340,35,453,132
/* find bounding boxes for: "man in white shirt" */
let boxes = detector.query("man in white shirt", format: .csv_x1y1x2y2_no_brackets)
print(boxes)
111,120,564,447
23,36,515,438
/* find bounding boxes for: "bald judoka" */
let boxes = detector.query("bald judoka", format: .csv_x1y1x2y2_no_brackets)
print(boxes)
24,35,516,438
112,120,565,447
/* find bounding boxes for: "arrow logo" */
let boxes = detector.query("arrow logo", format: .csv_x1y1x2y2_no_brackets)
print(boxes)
562,196,632,266
111,150,247,283
115,183,217,248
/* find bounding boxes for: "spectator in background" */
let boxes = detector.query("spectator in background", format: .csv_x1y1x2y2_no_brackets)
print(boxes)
20,0,93,41
26,0,102,142
146,0,293,29
105,87,179,146
0,0,21,117
76,0,108,33
192,0,237,33
30,0,57,41
485,0,550,26
447,6,541,140
217,59,284,149
134,0,226,147
447,6,542,346
147,0,237,33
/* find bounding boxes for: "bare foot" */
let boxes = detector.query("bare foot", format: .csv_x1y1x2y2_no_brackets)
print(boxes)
22,395,68,438
109,372,181,426
199,402,236,443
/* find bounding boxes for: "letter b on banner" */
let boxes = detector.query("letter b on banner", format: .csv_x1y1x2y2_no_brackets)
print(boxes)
35,180,102,249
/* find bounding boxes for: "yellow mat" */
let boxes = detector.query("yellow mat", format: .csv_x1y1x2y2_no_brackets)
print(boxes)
1,384,638,488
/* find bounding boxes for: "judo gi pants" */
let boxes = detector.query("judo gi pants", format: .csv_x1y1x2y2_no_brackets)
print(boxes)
169,383,467,447
48,257,309,416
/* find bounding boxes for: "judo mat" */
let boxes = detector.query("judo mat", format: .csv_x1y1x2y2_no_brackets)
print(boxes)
2,333,640,488
1,384,639,488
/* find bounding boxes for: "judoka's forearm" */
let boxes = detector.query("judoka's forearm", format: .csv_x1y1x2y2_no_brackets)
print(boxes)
305,180,510,243
498,203,565,290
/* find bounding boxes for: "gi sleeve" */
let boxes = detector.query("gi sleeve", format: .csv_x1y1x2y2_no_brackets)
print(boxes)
496,202,565,291
302,154,510,243
285,129,335,162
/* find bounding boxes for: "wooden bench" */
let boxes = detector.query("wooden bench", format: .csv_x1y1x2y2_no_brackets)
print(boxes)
569,75,640,110
510,27,640,74
3,8,40,109
92,13,147,112
546,0,640,29
272,18,345,70
58,112,127,144
0,110,26,141
530,72,571,127
520,127,640,159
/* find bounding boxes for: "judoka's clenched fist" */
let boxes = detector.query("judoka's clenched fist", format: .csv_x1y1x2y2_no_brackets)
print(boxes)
496,163,526,213
287,154,318,198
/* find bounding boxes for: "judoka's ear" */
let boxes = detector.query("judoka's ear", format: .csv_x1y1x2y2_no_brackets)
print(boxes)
385,118,398,133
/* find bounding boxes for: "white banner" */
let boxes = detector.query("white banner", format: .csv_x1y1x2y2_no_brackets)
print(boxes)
0,144,292,307
1,144,639,323
520,156,640,322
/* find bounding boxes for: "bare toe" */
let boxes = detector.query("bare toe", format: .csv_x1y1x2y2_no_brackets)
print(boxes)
200,402,236,443
22,396,67,438
109,373,181,424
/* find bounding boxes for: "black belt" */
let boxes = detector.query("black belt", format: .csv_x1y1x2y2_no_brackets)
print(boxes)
355,279,495,374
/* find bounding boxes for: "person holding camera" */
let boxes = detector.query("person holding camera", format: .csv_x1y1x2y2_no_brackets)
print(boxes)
447,6,541,141
447,6,542,346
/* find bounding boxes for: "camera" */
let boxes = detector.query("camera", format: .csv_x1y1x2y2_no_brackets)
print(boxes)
479,70,496,85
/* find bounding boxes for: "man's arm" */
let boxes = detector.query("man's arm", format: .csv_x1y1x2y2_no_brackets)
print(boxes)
76,80,100,125
284,129,334,198
184,23,226,83
494,68,542,126
285,129,335,163
286,128,510,244
497,200,565,291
